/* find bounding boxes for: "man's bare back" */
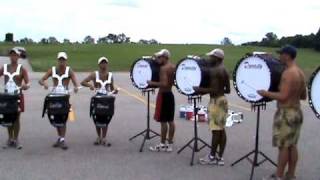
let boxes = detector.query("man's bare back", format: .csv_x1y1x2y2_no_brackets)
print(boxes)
158,62,175,93
209,64,230,98
278,65,306,107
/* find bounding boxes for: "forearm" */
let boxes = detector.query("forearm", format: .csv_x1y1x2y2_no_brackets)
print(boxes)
81,81,92,88
264,91,284,101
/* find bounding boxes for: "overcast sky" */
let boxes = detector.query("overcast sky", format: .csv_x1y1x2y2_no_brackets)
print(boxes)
1,0,319,44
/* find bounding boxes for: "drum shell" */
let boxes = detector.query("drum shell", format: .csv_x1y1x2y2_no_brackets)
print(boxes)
0,93,20,114
91,95,115,116
0,113,19,127
175,58,211,96
45,94,70,115
233,54,285,103
308,66,320,119
130,58,160,89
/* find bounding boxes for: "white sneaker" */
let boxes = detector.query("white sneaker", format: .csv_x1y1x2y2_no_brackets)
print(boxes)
149,143,167,152
216,157,225,166
199,154,216,165
166,143,173,152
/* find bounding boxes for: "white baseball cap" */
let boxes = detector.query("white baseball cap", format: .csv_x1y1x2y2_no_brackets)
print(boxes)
154,49,171,58
9,47,21,56
206,48,224,59
98,57,109,64
57,52,68,60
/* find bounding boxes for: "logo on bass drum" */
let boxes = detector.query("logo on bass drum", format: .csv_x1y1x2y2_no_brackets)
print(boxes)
244,61,262,69
181,63,196,71
0,102,8,108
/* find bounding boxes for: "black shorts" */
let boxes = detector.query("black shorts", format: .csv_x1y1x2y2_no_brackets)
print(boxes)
93,115,113,127
154,92,175,122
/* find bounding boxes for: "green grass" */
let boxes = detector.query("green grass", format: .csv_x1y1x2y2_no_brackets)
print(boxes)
0,43,319,78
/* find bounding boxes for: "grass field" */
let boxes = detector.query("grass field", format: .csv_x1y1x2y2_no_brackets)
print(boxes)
0,43,319,78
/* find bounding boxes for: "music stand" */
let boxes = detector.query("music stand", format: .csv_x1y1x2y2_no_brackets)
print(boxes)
177,95,211,166
231,102,277,180
129,88,160,152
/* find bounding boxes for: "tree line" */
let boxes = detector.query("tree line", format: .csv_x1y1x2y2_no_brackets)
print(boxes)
241,27,320,51
3,33,160,45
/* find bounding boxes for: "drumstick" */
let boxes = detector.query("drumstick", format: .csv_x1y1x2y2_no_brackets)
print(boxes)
241,80,257,91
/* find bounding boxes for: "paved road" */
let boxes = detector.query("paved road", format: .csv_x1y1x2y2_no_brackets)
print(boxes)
0,58,319,180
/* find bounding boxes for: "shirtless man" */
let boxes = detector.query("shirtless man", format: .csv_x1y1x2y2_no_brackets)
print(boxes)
39,52,80,150
0,48,30,149
194,49,230,166
81,57,118,146
258,45,306,180
148,49,176,152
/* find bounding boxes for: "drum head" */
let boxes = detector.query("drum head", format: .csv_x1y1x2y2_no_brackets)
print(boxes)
234,56,271,103
308,67,320,119
130,59,152,89
175,58,202,95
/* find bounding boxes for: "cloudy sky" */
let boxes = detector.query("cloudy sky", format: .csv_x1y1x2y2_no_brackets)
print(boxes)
0,0,319,44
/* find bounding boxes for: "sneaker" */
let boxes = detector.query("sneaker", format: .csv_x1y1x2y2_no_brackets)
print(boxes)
101,138,111,147
52,139,61,148
60,141,68,150
149,143,167,152
166,143,174,152
284,172,296,180
3,139,14,149
94,138,101,146
199,154,216,165
13,141,23,150
216,157,225,166
262,174,282,180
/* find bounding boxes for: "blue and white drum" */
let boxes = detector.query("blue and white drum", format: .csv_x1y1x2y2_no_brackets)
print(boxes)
233,53,285,103
308,66,320,119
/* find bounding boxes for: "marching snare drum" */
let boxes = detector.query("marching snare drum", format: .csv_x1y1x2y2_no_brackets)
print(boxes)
130,57,160,89
90,94,115,116
42,94,70,127
0,93,20,126
308,66,320,119
175,56,210,96
233,53,285,103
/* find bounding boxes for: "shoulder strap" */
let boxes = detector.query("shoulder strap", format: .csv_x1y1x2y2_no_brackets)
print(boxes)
3,64,8,75
52,67,58,78
95,71,99,82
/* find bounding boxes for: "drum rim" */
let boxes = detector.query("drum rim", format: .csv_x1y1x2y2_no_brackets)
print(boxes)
308,66,320,119
174,56,203,96
130,57,153,90
233,54,271,104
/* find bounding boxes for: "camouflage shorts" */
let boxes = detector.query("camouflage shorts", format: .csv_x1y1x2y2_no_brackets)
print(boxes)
208,96,228,130
273,107,303,148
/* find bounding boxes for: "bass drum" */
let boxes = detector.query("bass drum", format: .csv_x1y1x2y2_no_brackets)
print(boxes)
308,66,320,119
130,57,160,89
175,56,210,96
233,54,285,103
42,94,70,127
0,93,20,127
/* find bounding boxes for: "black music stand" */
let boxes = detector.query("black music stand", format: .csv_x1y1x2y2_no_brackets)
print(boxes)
231,102,277,180
177,95,211,166
129,89,160,152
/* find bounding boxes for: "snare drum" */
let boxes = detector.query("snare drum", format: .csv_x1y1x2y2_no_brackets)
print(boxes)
308,66,320,119
130,57,160,89
90,94,115,127
175,56,210,96
0,93,20,127
233,54,285,103
42,94,70,127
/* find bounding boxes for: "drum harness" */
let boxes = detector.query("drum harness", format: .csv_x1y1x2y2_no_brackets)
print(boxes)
42,67,71,126
3,64,22,94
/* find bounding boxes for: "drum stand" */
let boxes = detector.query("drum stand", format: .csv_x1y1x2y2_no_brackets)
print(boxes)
177,96,211,166
129,89,160,152
231,102,277,180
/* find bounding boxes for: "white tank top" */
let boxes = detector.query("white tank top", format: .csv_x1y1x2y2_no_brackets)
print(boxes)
95,71,112,94
52,66,70,94
3,64,22,94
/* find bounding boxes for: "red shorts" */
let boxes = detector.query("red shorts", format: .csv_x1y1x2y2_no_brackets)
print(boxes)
154,92,175,122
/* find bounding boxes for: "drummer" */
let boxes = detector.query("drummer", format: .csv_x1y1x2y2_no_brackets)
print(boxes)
39,52,80,150
193,49,230,166
148,49,176,152
81,57,118,146
0,48,30,149
258,45,306,180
